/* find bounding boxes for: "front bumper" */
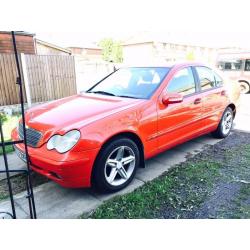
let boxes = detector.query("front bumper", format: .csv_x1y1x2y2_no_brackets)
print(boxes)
12,128,100,188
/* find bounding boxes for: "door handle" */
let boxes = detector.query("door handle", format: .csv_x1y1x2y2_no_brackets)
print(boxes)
221,90,227,96
194,98,201,105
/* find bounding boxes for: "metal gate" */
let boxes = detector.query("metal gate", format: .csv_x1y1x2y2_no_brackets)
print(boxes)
0,31,36,219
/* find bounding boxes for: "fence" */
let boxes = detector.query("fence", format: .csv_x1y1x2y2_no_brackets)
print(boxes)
0,54,77,106
0,53,117,107
0,54,22,106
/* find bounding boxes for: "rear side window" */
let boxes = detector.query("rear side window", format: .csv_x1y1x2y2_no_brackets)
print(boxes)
166,67,196,96
214,72,223,87
196,67,216,91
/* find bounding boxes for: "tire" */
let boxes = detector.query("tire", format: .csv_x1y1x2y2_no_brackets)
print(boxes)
239,82,250,94
92,137,140,193
211,107,234,138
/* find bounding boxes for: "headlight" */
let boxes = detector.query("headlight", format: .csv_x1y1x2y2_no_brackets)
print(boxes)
47,130,81,153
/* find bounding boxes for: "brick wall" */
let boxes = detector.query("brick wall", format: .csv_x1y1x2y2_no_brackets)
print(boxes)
0,32,35,54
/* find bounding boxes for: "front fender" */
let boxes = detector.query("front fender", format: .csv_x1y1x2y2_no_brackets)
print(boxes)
73,109,140,152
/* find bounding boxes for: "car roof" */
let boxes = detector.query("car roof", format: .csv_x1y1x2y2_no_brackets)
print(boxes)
119,61,208,69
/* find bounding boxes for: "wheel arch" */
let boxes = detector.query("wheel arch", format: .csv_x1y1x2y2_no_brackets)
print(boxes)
227,103,236,118
238,79,250,85
102,131,145,167
91,131,145,184
238,80,250,94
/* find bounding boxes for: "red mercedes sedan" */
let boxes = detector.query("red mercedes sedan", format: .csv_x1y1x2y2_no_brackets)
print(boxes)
12,63,240,192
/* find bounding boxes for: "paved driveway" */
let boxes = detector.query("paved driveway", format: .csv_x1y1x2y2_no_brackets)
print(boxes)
234,94,250,132
0,94,249,218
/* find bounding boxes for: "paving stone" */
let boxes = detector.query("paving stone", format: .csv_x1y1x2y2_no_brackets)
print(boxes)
173,140,205,155
0,198,28,219
89,178,145,202
0,152,26,181
136,159,171,182
193,135,222,145
0,182,101,219
152,149,187,166
234,115,250,133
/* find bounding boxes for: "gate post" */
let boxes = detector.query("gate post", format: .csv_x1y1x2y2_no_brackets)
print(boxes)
20,53,32,108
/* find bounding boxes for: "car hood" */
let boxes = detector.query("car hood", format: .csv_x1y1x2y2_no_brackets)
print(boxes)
25,94,145,142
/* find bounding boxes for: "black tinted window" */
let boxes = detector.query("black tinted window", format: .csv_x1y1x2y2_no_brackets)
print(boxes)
166,67,196,96
196,67,216,91
218,60,243,71
245,59,250,71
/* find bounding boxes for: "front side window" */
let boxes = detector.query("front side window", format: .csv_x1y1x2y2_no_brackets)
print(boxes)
87,67,170,99
166,67,196,96
245,59,250,71
196,66,216,91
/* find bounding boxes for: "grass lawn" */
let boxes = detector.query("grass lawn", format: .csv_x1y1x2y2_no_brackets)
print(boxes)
88,132,250,219
90,161,221,219
0,115,20,155
0,142,15,155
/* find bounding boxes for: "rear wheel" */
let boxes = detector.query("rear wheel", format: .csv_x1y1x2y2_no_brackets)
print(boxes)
92,137,140,193
212,107,234,138
239,81,250,94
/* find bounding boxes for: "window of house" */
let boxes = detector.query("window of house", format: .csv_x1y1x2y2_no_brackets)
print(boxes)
218,60,243,71
245,59,250,71
166,67,196,96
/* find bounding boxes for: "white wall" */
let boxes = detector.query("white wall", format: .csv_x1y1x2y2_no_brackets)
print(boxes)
123,43,155,64
74,56,114,93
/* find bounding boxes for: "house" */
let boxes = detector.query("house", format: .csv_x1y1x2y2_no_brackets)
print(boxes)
0,31,72,56
122,32,218,65
35,39,72,55
0,31,36,54
68,46,102,61
217,47,246,54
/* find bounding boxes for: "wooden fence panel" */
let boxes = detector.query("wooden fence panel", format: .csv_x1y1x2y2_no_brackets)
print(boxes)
0,54,23,106
0,53,77,106
24,54,77,103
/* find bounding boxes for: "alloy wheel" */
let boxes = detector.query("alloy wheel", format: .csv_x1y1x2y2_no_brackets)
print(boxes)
104,146,136,186
222,111,233,135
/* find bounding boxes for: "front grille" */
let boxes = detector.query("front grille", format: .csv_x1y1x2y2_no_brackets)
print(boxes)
18,122,42,147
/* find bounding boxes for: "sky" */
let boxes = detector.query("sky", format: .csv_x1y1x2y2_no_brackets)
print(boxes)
35,31,250,50
2,0,250,49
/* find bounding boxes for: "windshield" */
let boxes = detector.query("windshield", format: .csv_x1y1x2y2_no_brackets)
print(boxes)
86,67,170,99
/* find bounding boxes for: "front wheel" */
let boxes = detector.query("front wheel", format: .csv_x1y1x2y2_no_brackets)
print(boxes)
212,107,234,138
92,137,140,193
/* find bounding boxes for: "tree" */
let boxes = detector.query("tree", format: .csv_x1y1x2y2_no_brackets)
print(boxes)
99,38,123,63
186,51,195,61
0,113,7,124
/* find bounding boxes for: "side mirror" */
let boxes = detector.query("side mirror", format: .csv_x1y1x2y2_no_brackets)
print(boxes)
162,93,183,105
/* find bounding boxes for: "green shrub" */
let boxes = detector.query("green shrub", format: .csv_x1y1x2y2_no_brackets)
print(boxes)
0,113,8,124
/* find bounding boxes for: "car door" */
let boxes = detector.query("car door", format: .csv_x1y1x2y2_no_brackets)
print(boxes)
157,66,203,152
194,66,227,131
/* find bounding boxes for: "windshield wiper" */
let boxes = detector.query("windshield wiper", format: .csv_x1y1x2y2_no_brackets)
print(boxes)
118,95,139,99
88,91,139,99
88,91,116,96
